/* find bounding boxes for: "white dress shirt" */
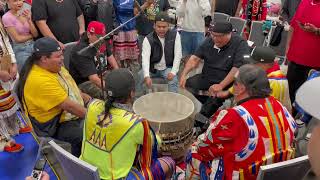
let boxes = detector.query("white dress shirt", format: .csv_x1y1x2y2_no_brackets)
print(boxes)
142,32,182,78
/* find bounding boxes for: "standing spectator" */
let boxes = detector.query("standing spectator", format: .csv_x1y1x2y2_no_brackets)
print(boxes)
176,0,211,57
77,0,96,27
286,0,320,111
79,0,118,34
240,0,268,27
96,0,118,48
2,0,38,72
31,0,85,48
266,0,282,18
281,0,301,23
212,0,242,16
96,0,117,34
79,0,117,53
135,0,170,48
113,0,139,70
0,19,31,153
136,13,182,94
0,0,6,16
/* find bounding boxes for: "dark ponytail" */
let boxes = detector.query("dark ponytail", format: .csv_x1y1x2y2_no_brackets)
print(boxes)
99,90,131,122
103,96,115,120
96,95,115,126
16,53,48,110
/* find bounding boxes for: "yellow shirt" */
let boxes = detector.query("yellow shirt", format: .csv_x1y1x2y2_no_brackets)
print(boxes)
80,100,145,179
24,65,84,123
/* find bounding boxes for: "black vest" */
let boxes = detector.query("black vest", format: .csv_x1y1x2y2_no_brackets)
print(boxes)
146,29,177,73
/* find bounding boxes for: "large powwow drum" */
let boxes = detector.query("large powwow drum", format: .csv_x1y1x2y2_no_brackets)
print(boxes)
133,91,196,162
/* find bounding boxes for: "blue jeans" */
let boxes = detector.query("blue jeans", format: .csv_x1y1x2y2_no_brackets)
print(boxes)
180,31,205,57
136,68,179,95
12,40,34,72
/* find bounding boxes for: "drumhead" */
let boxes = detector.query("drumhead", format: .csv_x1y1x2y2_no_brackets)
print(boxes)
133,92,194,123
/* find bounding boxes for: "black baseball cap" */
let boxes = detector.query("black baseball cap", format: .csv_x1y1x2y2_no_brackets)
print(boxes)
246,46,276,64
155,12,170,23
34,37,61,55
104,68,135,98
208,21,233,33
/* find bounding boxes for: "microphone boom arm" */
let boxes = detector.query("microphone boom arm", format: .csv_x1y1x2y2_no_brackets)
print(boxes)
78,11,142,55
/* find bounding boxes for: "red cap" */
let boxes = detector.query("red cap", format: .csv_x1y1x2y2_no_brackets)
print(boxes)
87,21,106,35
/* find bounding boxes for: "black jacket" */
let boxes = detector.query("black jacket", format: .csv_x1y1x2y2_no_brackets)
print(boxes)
146,29,177,73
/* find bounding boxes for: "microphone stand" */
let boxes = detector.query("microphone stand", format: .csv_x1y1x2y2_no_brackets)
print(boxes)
78,0,145,100
97,53,106,100
78,11,142,55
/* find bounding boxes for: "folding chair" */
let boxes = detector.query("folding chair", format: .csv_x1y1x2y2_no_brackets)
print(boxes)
213,12,230,22
257,155,311,180
63,42,77,70
248,21,268,47
229,17,246,36
49,140,100,180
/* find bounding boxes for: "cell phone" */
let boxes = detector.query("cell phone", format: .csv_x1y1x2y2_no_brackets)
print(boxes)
30,158,46,180
296,20,305,27
18,2,31,16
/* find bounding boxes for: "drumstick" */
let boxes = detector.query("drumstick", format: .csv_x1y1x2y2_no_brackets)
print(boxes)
157,123,161,134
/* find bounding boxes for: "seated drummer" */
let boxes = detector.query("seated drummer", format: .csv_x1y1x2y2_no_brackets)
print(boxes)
186,64,297,180
17,37,90,157
80,68,175,179
69,21,119,99
179,21,250,119
136,12,182,96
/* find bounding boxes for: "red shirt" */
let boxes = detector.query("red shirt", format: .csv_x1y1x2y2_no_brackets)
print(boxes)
193,97,296,180
287,0,320,68
25,0,32,5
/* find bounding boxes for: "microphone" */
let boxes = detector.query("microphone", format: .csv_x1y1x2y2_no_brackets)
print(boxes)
77,35,111,56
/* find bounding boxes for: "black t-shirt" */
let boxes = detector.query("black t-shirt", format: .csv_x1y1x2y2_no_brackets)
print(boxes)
215,0,239,16
69,34,113,85
194,35,250,84
32,0,83,43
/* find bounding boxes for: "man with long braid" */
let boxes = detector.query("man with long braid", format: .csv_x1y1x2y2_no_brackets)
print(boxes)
80,68,175,180
17,37,91,157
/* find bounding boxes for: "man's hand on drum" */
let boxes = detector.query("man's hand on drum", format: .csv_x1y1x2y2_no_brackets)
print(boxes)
209,84,223,97
144,77,153,89
216,90,230,98
179,75,187,88
167,72,175,81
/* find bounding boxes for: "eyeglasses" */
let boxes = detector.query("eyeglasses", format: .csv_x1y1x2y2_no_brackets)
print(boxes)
210,32,228,38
